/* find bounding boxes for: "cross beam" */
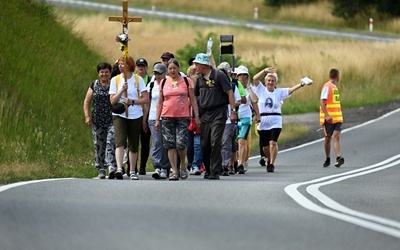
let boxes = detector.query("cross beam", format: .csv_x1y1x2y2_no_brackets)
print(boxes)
109,0,142,117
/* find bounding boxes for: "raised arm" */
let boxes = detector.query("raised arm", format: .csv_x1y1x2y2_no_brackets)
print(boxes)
253,67,277,87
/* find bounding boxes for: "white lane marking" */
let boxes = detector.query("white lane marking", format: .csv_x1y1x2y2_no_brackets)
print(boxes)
307,159,400,230
0,178,75,193
285,155,400,238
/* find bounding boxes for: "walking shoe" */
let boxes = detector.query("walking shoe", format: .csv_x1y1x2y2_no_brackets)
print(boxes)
97,170,106,179
115,168,124,180
221,166,230,176
180,168,188,180
323,157,331,167
267,164,275,173
259,158,266,167
169,172,179,181
130,173,139,180
152,169,161,179
228,165,235,175
190,167,201,175
160,169,167,179
204,172,210,179
237,164,245,174
138,168,146,175
208,175,220,180
108,166,116,179
244,161,249,172
335,156,344,168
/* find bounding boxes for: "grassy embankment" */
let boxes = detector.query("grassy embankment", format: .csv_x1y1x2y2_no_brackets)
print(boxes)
0,0,106,183
1,0,399,184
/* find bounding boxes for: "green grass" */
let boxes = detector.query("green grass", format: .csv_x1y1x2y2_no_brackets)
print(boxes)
0,0,105,183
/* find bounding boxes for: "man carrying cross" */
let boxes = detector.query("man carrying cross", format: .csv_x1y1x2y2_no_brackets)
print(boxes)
108,0,149,180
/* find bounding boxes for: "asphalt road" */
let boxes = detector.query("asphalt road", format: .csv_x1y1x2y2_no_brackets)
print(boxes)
1,109,399,250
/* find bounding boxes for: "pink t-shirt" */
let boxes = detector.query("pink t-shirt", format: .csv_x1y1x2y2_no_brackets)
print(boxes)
160,76,193,118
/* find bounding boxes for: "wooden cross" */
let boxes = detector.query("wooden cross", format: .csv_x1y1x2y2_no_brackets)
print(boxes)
109,0,142,116
108,0,142,32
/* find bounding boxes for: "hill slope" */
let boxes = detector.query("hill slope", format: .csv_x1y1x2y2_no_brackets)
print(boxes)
0,0,105,167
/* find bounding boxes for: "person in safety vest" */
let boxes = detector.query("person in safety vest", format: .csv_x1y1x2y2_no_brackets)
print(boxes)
320,68,345,168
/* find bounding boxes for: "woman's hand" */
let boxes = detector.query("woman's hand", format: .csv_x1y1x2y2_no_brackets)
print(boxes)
85,116,92,126
264,67,277,73
230,111,237,123
155,120,161,131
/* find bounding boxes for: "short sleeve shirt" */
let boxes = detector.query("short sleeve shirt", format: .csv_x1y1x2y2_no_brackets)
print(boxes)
109,74,147,119
159,76,193,118
253,82,291,130
195,69,231,123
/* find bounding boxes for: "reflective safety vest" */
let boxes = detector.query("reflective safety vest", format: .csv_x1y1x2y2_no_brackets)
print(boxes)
319,82,343,125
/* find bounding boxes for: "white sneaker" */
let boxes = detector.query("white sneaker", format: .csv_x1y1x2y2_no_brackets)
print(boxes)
160,169,167,179
152,169,161,179
130,173,139,180
190,167,201,175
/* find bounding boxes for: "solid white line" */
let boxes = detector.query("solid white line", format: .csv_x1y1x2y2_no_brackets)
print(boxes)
285,156,400,238
0,178,75,193
307,159,400,229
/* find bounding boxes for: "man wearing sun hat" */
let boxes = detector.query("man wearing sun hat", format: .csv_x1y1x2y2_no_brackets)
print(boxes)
193,53,237,180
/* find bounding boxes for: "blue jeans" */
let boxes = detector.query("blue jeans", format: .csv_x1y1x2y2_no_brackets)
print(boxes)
148,120,170,170
187,131,203,169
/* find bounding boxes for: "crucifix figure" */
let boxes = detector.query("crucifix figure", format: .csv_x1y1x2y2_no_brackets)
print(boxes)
109,0,142,116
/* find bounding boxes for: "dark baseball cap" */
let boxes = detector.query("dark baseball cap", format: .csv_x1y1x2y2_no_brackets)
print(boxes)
160,52,174,60
136,58,148,67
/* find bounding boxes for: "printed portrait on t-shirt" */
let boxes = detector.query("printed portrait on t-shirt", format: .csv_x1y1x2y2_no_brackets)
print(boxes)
265,97,273,109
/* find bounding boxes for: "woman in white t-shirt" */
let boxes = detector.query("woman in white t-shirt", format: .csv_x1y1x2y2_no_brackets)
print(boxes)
109,56,149,180
252,68,312,173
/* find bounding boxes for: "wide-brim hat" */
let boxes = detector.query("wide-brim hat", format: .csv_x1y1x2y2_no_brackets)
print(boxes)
193,53,211,66
236,65,249,76
217,62,231,72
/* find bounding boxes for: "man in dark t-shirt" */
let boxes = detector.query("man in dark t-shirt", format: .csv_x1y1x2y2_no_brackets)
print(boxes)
193,53,237,179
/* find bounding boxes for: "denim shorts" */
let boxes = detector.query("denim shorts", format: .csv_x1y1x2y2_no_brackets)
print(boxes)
161,117,190,150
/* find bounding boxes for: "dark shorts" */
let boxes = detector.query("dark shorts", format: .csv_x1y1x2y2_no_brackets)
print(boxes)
113,116,142,152
323,122,342,137
258,128,282,147
161,117,190,150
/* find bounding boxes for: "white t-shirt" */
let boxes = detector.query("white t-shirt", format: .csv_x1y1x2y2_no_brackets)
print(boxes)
225,86,242,124
238,88,253,120
147,80,161,120
320,84,333,100
109,74,147,119
253,82,291,130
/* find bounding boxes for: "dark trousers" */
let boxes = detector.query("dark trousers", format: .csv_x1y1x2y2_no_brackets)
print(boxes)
139,125,151,171
200,119,225,176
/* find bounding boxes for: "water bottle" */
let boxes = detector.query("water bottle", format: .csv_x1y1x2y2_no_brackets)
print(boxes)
206,37,213,56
